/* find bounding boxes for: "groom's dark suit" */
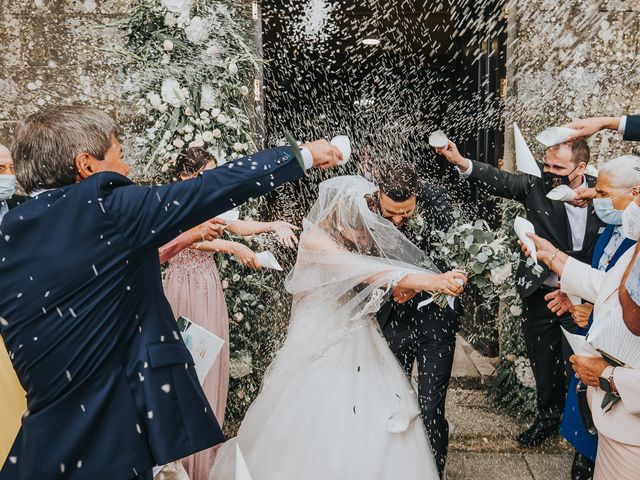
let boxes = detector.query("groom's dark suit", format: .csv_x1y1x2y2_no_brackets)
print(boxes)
0,147,304,479
377,182,460,478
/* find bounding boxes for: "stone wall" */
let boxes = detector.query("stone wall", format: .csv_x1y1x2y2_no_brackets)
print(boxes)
503,0,640,169
0,0,134,145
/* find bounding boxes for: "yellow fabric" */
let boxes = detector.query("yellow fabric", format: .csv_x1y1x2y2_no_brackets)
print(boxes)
0,338,26,466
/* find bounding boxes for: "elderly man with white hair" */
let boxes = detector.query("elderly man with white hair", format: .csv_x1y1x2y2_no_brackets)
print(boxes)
522,155,640,479
0,144,26,223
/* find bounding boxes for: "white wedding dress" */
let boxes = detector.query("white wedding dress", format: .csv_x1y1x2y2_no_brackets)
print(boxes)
210,176,440,480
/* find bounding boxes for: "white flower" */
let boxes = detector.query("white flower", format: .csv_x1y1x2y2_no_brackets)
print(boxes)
229,353,252,379
233,142,244,152
200,84,217,110
161,163,171,173
161,78,187,107
161,0,191,15
212,128,222,139
158,104,168,113
216,113,227,124
206,42,221,56
240,86,249,95
189,137,204,148
489,262,512,286
228,62,238,75
202,131,214,143
233,312,244,321
172,138,185,148
162,40,174,51
183,124,194,133
164,12,177,27
184,16,209,45
221,279,229,289
509,305,522,316
514,357,536,389
146,92,162,109
211,108,221,117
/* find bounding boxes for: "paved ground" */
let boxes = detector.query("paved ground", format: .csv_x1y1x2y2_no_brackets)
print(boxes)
442,336,573,480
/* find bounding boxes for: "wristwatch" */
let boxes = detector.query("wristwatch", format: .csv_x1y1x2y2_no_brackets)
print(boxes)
599,366,619,396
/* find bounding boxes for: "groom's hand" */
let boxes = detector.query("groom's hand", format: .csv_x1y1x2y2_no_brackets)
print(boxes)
301,140,343,169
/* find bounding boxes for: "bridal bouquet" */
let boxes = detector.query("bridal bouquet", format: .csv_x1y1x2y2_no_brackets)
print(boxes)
428,217,520,309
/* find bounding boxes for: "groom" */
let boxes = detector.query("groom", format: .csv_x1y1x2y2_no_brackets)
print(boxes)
374,162,460,478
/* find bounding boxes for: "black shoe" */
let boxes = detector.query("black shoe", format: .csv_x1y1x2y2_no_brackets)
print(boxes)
516,420,559,447
571,451,594,480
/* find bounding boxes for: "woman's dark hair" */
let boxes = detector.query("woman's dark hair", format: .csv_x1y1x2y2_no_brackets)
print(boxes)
174,147,217,178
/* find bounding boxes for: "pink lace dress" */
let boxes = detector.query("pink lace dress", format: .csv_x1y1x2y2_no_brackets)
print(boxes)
163,248,230,480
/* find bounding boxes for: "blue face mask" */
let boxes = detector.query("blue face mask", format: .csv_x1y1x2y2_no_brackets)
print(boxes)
593,197,624,225
0,174,16,201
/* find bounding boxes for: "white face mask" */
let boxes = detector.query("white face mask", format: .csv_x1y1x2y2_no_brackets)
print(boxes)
622,200,640,240
0,174,16,201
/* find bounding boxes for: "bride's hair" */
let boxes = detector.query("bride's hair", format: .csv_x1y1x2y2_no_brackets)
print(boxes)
320,196,376,255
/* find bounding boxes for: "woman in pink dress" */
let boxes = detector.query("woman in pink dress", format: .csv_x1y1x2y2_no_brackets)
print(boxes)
159,148,298,480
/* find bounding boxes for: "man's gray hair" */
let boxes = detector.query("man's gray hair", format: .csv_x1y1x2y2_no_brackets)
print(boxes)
12,106,117,193
599,155,640,189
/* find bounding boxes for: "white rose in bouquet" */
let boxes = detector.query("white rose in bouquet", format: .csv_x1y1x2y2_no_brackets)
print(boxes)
161,0,191,15
228,62,238,75
206,42,221,56
233,142,244,152
212,128,222,138
184,16,209,45
514,357,536,389
489,262,512,286
216,113,227,124
509,305,522,317
162,39,174,51
200,84,217,110
161,78,187,107
172,138,185,148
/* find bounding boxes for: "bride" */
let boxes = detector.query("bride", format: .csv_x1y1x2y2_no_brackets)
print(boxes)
210,176,466,480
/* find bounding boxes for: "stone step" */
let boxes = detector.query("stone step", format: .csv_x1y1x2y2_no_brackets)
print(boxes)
450,334,497,389
446,452,573,480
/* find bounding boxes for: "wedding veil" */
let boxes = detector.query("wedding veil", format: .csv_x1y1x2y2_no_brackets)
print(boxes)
264,176,440,381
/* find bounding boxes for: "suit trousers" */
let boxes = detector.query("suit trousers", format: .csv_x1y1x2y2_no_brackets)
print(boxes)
382,315,456,478
521,286,577,426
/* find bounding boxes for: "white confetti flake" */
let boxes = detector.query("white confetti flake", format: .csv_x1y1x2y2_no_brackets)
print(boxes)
161,383,171,393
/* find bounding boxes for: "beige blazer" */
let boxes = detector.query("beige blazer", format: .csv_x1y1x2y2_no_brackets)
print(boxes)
562,249,640,446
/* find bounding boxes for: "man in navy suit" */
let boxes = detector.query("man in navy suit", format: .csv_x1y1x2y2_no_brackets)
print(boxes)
0,106,340,479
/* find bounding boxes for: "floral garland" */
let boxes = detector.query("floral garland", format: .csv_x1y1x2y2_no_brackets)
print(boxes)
119,0,300,435
120,0,258,182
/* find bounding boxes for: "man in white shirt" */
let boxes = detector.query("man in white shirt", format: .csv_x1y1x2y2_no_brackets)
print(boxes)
436,136,603,458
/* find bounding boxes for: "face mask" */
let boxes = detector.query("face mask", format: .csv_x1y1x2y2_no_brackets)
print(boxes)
593,197,624,225
0,174,16,201
543,164,580,192
622,201,640,240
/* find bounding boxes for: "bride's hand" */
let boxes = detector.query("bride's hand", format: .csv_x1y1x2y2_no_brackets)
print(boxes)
429,271,468,297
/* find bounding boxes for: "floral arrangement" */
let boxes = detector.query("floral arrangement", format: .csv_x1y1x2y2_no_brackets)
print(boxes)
429,202,537,418
429,212,517,309
119,0,259,181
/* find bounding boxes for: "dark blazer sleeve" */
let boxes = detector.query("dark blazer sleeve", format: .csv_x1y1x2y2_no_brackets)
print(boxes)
102,146,305,251
624,115,640,141
466,161,535,203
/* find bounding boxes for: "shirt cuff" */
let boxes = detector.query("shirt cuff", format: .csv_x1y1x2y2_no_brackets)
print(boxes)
618,116,627,136
300,148,313,170
455,160,473,178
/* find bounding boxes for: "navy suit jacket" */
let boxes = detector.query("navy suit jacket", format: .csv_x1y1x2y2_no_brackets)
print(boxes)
0,147,304,479
624,115,640,141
